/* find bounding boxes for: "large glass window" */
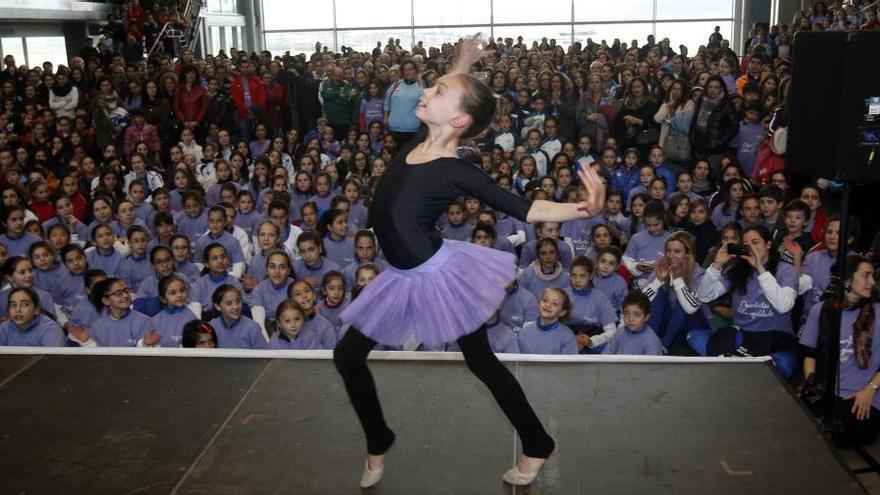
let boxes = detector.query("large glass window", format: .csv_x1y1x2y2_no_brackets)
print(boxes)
654,20,733,52
265,31,335,55
573,23,654,48
656,0,733,20
493,0,571,24
262,0,737,53
335,0,411,28
1,38,25,66
338,29,414,52
25,37,67,69
492,25,574,49
414,26,492,48
263,2,332,31
412,0,490,26
574,0,654,22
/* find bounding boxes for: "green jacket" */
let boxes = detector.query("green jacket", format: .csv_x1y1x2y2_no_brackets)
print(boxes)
320,80,352,125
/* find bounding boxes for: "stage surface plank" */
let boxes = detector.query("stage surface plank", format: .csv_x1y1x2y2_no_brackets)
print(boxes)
0,354,865,494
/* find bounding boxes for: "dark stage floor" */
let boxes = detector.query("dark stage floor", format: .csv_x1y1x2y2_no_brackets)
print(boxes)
0,352,866,494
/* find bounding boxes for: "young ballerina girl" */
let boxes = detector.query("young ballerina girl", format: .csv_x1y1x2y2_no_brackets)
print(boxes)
333,36,605,489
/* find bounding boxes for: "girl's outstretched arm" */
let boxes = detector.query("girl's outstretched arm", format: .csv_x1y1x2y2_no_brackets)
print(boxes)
526,167,606,224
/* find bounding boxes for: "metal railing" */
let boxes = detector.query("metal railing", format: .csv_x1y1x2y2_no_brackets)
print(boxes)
146,0,205,59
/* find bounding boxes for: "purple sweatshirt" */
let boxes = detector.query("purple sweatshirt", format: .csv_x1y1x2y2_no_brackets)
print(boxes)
323,234,356,268
90,309,152,347
518,320,577,354
500,284,540,330
602,324,664,355
210,315,269,349
252,277,293,321
151,306,198,347
0,315,64,347
270,327,323,350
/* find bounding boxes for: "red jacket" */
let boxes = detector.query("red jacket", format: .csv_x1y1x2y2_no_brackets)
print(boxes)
30,199,54,223
173,83,208,124
231,75,267,119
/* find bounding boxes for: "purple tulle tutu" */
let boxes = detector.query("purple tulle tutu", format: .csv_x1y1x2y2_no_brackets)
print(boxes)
339,239,517,346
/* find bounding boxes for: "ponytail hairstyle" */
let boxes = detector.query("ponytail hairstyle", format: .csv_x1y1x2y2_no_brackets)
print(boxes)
200,242,228,276
317,208,347,238
90,277,122,311
456,73,497,140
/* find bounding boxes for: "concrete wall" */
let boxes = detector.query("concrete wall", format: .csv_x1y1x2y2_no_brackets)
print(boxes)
0,0,111,21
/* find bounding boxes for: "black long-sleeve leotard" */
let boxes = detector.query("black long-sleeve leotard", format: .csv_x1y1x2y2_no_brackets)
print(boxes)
369,136,533,270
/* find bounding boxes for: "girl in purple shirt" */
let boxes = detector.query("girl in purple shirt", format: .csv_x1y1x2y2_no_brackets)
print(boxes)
270,299,322,350
518,287,578,355
0,287,64,347
250,250,294,339
318,271,349,331
151,274,198,347
320,209,356,268
693,225,798,356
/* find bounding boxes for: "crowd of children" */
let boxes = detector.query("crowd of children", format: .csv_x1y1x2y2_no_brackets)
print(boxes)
1,5,877,369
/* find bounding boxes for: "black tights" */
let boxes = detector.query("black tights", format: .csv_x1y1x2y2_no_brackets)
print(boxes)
333,326,556,458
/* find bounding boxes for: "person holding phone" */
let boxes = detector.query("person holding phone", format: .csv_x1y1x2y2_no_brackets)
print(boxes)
622,201,669,288
689,225,799,356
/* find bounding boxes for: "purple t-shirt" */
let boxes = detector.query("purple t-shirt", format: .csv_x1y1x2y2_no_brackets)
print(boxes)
593,272,628,311
270,327,323,350
518,320,577,355
800,302,880,408
727,262,799,334
624,230,669,286
564,287,617,328
500,285,539,330
602,325,664,355
803,250,836,316
0,315,64,347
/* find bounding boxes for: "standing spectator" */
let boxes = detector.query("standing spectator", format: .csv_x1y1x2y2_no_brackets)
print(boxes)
231,59,267,141
48,69,78,120
320,68,352,140
383,60,422,146
616,76,660,159
91,76,123,151
691,75,739,178
262,71,289,137
173,64,208,140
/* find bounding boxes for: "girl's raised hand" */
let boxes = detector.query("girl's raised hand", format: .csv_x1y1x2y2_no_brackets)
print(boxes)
576,166,606,217
455,34,488,72
654,255,670,280
143,329,161,346
67,323,90,344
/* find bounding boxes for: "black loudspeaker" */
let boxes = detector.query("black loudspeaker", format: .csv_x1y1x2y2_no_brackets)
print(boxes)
787,31,880,183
